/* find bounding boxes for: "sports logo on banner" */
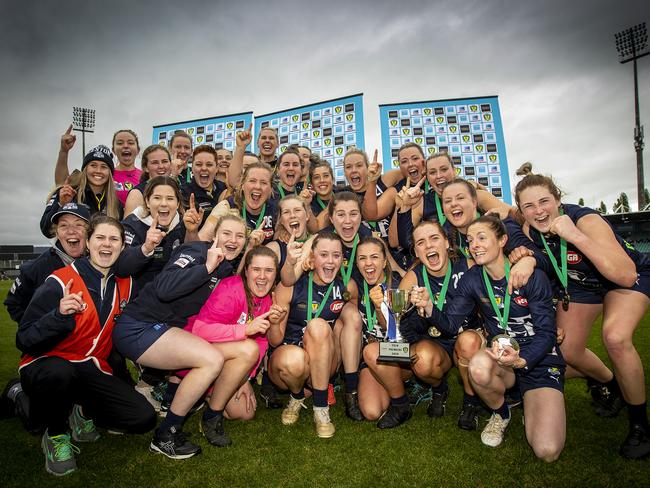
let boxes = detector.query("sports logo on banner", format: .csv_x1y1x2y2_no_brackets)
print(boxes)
254,94,365,185
379,96,510,202
152,111,254,152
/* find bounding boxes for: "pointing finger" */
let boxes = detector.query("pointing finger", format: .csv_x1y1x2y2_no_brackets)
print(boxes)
64,279,73,295
414,177,425,189
65,124,73,135
372,149,378,164
150,215,158,229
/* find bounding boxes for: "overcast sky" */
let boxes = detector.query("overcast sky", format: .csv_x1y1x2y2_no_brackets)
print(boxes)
0,0,648,245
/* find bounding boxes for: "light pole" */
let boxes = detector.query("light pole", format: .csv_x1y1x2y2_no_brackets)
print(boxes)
615,22,648,211
72,107,96,161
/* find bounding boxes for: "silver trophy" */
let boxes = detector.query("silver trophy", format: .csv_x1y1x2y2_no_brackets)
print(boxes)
379,289,413,363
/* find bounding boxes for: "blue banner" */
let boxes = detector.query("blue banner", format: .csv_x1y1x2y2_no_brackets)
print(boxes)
255,94,365,184
379,96,510,202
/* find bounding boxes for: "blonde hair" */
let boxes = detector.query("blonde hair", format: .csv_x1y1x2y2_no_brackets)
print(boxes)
274,195,310,242
76,169,121,220
234,162,274,210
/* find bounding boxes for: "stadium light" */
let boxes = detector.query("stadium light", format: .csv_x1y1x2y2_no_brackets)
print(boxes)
72,107,96,160
615,22,648,210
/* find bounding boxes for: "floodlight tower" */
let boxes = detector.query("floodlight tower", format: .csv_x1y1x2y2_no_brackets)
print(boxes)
72,107,96,161
615,22,648,210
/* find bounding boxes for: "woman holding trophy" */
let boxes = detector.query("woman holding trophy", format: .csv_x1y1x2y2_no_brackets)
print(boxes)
412,215,566,462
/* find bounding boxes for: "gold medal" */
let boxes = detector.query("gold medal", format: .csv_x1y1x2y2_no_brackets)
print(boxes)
343,291,351,302
428,326,441,337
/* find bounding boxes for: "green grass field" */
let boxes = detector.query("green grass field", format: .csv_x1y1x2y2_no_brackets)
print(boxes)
0,281,648,487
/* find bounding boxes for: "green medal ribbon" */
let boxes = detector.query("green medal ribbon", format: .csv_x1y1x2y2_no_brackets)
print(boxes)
539,209,568,290
340,234,359,286
422,262,452,311
482,260,512,331
434,193,447,225
307,271,335,322
425,179,430,194
367,220,378,230
242,202,267,230
316,196,329,211
457,232,470,258
278,185,296,199
363,280,378,332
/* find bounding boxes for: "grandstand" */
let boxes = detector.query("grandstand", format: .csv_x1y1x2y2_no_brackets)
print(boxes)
604,211,650,254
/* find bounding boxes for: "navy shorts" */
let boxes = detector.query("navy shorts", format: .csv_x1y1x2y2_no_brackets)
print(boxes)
112,314,171,361
604,266,650,299
516,361,565,395
566,281,605,305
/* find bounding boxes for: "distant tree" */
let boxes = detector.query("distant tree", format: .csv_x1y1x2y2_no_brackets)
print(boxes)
598,201,607,214
613,192,630,213
578,197,585,206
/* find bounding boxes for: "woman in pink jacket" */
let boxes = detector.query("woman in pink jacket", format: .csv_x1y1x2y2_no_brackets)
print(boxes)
183,246,284,446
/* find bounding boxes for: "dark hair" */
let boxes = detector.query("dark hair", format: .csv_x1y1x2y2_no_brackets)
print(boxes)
111,129,140,151
312,231,343,252
277,148,302,169
169,131,193,149
467,215,507,240
309,158,334,182
88,215,124,242
441,177,478,201
140,145,172,183
357,236,393,283
192,144,218,160
240,246,279,319
143,176,184,217
513,163,562,208
426,151,454,167
409,220,457,269
327,191,361,218
397,142,425,161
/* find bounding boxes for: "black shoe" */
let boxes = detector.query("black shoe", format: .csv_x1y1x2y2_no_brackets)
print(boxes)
344,391,364,421
377,404,412,429
260,383,284,409
620,424,650,459
427,386,449,418
150,426,201,459
458,402,481,431
406,380,432,407
587,379,624,418
200,414,232,447
0,379,20,418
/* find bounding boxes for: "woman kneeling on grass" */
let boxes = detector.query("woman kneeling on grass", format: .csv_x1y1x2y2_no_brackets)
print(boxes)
16,216,156,476
414,215,566,462
268,232,358,438
176,246,281,447
113,216,245,460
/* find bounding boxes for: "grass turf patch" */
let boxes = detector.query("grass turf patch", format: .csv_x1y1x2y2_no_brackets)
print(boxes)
0,281,647,487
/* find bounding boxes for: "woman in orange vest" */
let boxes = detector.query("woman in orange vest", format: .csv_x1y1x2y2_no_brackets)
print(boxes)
16,215,156,477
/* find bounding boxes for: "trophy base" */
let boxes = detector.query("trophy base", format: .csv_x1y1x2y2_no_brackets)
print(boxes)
378,342,412,364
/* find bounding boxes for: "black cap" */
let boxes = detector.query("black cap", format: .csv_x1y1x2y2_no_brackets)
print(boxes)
51,202,91,224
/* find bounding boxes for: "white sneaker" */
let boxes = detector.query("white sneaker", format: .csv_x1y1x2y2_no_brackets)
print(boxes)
481,412,510,447
313,406,335,438
281,396,307,425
